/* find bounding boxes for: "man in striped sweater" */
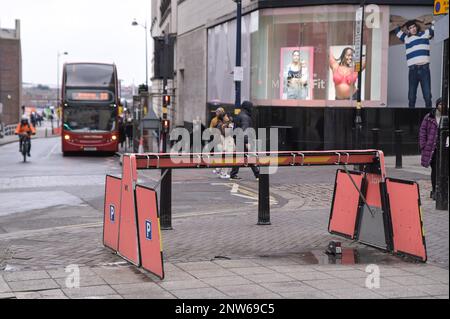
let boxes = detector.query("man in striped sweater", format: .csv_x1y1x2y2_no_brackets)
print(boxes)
396,19,435,108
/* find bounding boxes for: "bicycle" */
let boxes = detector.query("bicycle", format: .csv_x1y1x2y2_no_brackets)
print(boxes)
20,134,31,162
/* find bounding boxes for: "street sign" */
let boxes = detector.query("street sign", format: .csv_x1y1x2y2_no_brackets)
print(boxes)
434,0,449,15
234,66,244,82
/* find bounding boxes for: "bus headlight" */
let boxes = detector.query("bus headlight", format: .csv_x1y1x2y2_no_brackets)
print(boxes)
64,134,70,140
112,135,117,141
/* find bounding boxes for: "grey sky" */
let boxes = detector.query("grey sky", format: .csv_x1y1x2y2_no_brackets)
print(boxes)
0,0,152,87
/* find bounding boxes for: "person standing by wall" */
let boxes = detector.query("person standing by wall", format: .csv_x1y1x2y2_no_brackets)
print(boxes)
419,97,442,200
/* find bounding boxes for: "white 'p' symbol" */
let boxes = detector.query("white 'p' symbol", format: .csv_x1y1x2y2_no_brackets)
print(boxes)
365,264,380,289
146,220,152,240
65,264,80,289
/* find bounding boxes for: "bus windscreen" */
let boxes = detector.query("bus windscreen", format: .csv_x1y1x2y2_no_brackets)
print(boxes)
65,64,115,88
63,106,116,132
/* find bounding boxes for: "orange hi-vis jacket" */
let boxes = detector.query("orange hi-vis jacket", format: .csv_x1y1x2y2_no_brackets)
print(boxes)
15,123,36,135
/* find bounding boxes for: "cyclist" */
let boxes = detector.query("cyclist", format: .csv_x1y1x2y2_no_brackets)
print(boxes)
15,115,36,157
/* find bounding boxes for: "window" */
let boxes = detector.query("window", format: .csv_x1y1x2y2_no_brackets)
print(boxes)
250,5,389,107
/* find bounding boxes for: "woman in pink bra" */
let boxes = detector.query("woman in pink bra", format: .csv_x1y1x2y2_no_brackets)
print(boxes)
329,47,365,100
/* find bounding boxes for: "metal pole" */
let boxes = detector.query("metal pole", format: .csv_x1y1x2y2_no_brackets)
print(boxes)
395,129,403,169
436,38,449,210
160,33,172,229
258,173,271,225
145,21,149,88
160,169,172,229
57,52,60,111
371,128,379,150
234,0,242,110
355,5,365,151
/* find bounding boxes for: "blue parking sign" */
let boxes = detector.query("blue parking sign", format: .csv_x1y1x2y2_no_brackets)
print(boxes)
145,220,152,240
110,205,115,222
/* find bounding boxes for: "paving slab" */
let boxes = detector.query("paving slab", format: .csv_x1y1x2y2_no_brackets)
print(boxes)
260,281,317,294
62,285,117,298
326,287,384,299
243,272,294,284
111,282,172,298
0,276,11,293
170,287,228,299
3,270,49,282
7,279,59,292
199,275,253,287
216,284,277,298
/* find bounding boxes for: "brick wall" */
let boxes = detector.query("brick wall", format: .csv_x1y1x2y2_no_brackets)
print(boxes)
0,37,22,125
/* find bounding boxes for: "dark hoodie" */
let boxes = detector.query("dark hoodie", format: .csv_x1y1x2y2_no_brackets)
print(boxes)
236,100,253,131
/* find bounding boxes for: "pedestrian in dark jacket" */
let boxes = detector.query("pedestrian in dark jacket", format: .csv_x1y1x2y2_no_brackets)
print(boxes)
419,97,443,200
230,100,259,180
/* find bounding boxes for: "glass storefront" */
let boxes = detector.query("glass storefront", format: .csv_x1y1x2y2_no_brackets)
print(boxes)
207,4,443,109
251,5,389,107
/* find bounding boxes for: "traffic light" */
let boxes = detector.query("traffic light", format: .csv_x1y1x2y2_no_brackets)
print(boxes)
163,94,171,107
162,119,170,133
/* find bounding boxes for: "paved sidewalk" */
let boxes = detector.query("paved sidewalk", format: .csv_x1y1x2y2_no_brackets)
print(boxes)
0,120,58,146
0,155,448,299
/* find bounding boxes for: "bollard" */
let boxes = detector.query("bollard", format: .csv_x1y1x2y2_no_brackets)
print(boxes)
45,128,48,138
371,128,380,150
395,130,403,169
258,172,271,225
160,168,173,230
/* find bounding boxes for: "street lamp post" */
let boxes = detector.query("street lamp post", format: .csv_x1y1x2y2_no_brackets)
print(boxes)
57,51,68,128
132,19,149,153
132,19,149,88
354,5,364,152
233,0,242,110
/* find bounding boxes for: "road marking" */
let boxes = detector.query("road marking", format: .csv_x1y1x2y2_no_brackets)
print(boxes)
211,182,278,205
45,140,60,159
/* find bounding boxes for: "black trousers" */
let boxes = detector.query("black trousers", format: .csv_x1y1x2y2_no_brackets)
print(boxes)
230,143,260,178
431,151,437,193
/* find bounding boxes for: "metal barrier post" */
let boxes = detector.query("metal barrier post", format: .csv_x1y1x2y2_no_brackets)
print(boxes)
371,128,380,150
436,116,449,210
258,173,271,225
395,130,403,169
160,168,172,230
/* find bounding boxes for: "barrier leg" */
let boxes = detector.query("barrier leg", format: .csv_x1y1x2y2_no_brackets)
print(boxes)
395,130,403,169
258,173,271,225
160,168,172,230
371,128,380,150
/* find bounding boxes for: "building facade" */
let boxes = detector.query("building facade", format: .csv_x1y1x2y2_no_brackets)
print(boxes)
152,0,447,154
0,19,22,125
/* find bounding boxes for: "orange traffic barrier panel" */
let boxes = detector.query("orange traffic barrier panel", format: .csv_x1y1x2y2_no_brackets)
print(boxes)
117,155,140,266
384,178,427,262
135,185,164,279
328,170,364,239
103,175,122,251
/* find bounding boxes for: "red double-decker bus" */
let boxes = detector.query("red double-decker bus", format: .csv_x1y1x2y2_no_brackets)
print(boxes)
61,62,119,155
